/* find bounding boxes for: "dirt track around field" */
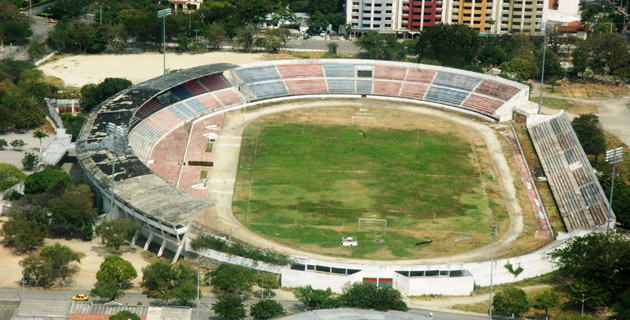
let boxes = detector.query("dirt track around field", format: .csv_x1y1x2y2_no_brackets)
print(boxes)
198,100,525,265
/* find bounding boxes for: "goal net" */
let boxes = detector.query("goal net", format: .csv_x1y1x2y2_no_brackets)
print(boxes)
358,218,387,233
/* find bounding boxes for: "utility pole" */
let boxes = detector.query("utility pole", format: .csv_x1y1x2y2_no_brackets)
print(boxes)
605,147,624,233
538,21,548,115
157,8,172,75
488,222,497,320
196,261,200,320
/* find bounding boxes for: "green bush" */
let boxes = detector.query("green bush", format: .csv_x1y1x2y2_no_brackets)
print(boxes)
191,235,292,265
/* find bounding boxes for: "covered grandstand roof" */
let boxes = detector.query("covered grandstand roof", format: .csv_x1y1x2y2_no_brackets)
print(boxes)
76,64,237,226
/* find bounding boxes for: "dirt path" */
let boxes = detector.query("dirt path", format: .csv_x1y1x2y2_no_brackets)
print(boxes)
409,284,552,310
201,100,524,265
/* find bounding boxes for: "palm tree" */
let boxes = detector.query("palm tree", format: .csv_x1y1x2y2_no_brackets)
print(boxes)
32,129,49,153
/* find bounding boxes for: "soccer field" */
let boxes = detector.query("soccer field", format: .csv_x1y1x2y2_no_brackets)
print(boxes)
232,113,508,259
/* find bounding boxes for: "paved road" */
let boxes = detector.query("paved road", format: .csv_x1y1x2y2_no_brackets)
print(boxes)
0,288,481,320
0,5,55,61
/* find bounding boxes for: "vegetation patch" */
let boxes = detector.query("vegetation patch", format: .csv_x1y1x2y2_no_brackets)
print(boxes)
190,235,292,265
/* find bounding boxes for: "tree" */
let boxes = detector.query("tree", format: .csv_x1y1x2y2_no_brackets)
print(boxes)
2,214,47,252
326,42,338,54
39,243,80,286
599,172,630,228
550,232,630,309
19,243,80,287
211,264,257,294
492,286,530,316
571,43,589,78
0,139,7,150
612,288,630,320
571,114,606,162
27,42,46,61
263,28,282,52
414,23,480,68
0,21,32,45
61,113,85,141
24,167,72,195
141,260,199,303
339,282,408,311
92,255,137,300
586,33,630,79
95,219,140,252
205,22,226,49
48,185,98,239
355,31,405,61
22,153,39,171
478,45,509,69
499,54,540,82
10,139,25,150
80,78,133,113
110,311,140,320
20,253,55,287
212,294,246,320
256,273,279,299
293,285,336,309
32,129,49,153
533,290,559,318
0,163,26,190
235,25,257,52
250,299,285,320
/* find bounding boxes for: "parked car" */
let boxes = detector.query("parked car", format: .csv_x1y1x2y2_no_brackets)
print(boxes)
20,276,30,285
72,294,89,301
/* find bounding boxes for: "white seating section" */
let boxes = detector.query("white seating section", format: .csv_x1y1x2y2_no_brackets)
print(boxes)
527,112,611,231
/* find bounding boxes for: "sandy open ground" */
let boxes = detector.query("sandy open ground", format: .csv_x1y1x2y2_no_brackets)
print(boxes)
39,52,266,87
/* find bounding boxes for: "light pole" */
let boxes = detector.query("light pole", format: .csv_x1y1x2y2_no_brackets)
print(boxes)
106,123,125,220
581,293,585,318
605,147,624,233
157,8,172,75
538,21,550,115
488,222,497,320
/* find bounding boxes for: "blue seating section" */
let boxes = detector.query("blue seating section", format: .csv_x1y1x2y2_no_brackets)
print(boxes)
235,66,281,84
170,86,193,100
135,122,161,142
356,80,372,94
425,87,469,105
433,72,481,91
323,64,356,78
186,99,206,113
168,104,188,119
249,81,289,98
174,103,196,118
327,79,355,93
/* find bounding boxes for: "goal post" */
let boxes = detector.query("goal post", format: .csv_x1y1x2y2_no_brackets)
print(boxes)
358,218,387,233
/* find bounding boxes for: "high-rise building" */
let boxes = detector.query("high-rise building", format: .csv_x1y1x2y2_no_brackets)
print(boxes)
447,0,502,34
498,0,549,34
347,0,402,33
401,0,447,32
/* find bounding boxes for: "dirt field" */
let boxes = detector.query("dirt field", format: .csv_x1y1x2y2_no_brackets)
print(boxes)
0,218,149,290
38,51,267,87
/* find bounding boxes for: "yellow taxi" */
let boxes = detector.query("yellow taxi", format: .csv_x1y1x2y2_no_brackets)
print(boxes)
71,294,89,301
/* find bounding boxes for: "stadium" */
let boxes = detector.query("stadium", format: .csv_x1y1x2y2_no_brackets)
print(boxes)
76,59,613,296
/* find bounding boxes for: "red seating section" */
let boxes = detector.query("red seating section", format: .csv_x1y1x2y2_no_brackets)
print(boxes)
214,88,241,105
374,66,407,81
277,64,324,79
463,95,503,114
285,79,328,95
199,74,228,91
198,94,221,109
400,83,428,99
182,80,207,96
406,69,436,83
136,99,163,119
373,81,401,96
475,80,521,101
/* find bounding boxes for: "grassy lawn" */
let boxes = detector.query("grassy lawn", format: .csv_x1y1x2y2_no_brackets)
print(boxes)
200,170,208,180
232,120,508,259
530,97,598,114
205,142,213,153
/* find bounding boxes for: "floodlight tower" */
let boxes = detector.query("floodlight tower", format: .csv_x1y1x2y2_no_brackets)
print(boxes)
605,147,624,233
106,123,126,219
488,222,497,319
157,8,172,75
537,21,552,115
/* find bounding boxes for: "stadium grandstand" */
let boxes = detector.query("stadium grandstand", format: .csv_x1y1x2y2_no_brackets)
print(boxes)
527,111,613,232
76,59,606,295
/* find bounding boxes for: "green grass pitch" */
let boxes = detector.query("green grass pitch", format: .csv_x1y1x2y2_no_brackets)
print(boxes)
232,120,506,259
